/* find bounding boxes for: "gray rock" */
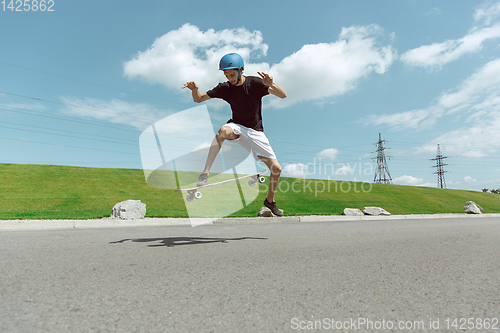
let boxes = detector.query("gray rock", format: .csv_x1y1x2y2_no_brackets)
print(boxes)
343,208,364,216
363,207,391,216
258,207,283,217
464,201,483,214
111,200,146,220
258,207,273,217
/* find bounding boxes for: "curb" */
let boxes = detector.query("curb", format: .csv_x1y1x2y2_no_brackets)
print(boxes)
1,214,500,231
0,218,193,231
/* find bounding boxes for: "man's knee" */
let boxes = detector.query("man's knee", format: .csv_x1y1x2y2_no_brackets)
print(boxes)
271,162,282,175
216,126,238,142
216,126,229,142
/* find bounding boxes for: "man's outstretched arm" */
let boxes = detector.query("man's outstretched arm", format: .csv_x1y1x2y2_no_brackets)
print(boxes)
182,81,212,103
258,72,287,99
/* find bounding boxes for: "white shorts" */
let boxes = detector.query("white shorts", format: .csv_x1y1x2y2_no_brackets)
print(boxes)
223,122,277,161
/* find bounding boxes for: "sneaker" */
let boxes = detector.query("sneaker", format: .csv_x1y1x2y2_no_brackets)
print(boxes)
264,199,283,217
197,173,209,187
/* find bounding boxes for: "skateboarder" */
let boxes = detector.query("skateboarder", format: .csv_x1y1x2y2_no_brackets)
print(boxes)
182,53,287,216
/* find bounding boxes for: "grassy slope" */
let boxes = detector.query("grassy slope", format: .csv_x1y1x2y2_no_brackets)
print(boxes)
1,163,499,219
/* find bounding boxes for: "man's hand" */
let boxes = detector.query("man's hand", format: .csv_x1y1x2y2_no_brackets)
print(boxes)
259,72,287,99
182,81,199,91
182,81,211,103
258,72,273,86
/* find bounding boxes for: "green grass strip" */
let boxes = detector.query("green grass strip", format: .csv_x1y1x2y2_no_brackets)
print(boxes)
1,164,498,219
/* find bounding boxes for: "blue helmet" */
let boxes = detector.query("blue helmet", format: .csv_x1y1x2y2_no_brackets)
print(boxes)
219,53,244,71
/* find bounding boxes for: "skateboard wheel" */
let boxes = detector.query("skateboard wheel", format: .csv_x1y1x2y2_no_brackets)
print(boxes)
259,176,265,183
186,194,195,202
195,191,202,199
248,179,256,186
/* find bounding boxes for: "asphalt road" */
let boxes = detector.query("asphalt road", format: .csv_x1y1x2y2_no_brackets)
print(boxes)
1,217,499,332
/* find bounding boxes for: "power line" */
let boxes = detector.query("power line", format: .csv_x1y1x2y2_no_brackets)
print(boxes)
0,124,139,147
0,120,139,144
3,88,499,154
0,91,166,124
0,60,192,107
0,136,140,156
3,60,500,154
3,100,500,168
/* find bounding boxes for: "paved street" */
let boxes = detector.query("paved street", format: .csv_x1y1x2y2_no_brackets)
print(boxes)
1,217,499,332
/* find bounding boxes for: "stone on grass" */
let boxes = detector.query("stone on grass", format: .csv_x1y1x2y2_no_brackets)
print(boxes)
363,207,391,216
464,201,483,214
343,208,364,216
258,207,273,217
111,200,146,220
258,207,283,217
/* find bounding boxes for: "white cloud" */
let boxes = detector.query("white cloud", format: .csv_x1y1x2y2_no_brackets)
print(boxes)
415,112,500,157
124,24,269,97
334,164,355,176
0,102,47,112
393,175,435,187
59,96,175,130
474,2,500,25
282,163,308,177
415,60,500,157
1,102,45,110
426,7,441,17
464,176,477,183
400,24,500,69
315,148,339,160
268,25,396,108
282,160,362,178
393,175,424,186
369,58,500,128
367,57,500,158
401,4,500,69
370,59,499,124
124,23,396,108
364,106,443,130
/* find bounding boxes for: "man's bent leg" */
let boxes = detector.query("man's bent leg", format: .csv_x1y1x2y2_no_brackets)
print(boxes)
202,125,240,174
258,156,282,214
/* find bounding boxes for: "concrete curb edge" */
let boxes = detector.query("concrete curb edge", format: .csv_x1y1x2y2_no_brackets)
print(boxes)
1,213,500,231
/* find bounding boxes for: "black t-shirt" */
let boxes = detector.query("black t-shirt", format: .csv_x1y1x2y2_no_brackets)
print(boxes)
206,76,269,131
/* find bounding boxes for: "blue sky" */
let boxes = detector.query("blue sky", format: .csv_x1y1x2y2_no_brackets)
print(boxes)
2,0,500,191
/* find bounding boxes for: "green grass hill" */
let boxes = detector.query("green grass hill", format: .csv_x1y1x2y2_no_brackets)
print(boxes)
1,163,498,219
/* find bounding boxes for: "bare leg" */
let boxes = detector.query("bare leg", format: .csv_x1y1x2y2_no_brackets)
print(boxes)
258,156,282,203
202,126,240,174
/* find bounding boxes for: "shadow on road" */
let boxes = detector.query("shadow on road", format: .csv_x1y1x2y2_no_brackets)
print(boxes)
109,236,267,247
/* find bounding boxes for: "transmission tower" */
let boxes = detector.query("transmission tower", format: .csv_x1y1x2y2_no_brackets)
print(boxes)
373,133,393,184
431,144,448,188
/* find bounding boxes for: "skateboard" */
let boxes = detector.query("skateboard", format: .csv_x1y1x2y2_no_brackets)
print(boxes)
175,170,268,202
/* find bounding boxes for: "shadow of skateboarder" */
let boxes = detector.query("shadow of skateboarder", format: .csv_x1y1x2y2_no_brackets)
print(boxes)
110,236,267,247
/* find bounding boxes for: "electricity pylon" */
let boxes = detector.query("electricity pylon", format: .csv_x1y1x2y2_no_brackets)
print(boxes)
373,133,392,184
431,144,448,188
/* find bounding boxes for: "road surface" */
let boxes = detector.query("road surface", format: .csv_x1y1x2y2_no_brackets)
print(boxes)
1,217,499,332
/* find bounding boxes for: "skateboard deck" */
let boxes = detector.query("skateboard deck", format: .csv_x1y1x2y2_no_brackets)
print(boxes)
175,170,268,202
